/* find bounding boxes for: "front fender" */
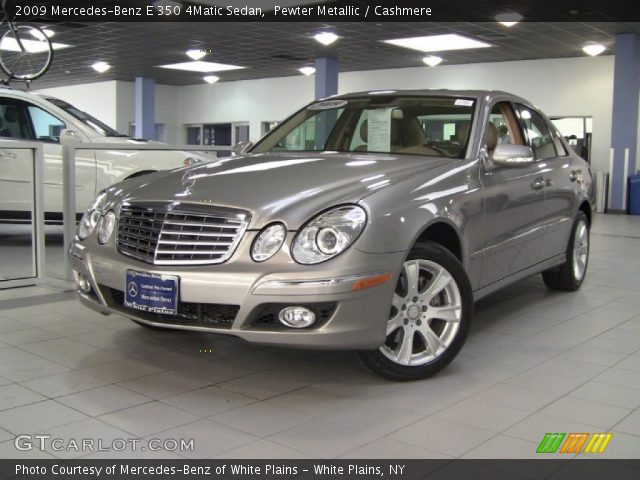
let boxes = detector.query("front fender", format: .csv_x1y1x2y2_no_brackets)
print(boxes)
354,159,484,289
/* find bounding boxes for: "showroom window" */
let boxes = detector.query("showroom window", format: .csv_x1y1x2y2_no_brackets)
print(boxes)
186,126,201,145
516,104,558,160
27,105,66,143
551,116,590,160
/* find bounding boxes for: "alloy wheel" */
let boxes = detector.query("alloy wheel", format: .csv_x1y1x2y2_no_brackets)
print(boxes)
380,259,462,366
572,219,589,281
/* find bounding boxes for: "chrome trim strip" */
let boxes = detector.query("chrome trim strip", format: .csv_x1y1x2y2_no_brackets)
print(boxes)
256,271,389,289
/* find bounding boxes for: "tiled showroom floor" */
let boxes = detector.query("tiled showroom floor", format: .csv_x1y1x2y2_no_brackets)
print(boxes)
0,213,639,460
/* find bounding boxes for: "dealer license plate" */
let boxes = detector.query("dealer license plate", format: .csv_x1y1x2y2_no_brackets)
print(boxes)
124,270,178,315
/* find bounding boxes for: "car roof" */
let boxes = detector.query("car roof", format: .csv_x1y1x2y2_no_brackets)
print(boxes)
325,89,528,103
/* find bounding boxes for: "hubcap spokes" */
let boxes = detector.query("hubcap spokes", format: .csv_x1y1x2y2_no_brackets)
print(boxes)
381,259,462,367
572,220,589,281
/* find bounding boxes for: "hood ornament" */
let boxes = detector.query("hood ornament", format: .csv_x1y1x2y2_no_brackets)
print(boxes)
181,171,196,190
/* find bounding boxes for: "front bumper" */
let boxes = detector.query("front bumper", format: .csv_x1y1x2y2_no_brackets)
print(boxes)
70,233,405,350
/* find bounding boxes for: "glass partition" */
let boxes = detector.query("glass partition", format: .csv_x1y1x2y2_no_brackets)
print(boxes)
0,146,37,284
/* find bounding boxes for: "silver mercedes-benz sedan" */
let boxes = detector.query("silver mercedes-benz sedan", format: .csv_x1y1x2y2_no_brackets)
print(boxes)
70,90,594,380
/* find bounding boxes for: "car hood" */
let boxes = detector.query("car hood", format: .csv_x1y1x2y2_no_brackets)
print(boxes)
88,136,217,161
117,152,452,229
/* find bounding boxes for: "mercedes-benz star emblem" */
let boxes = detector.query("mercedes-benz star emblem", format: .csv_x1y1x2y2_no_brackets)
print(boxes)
128,282,138,297
181,171,196,189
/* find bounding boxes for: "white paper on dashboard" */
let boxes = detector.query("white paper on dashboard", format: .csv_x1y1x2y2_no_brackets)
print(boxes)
367,108,392,152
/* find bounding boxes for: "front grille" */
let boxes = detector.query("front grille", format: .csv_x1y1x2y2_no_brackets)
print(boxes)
100,285,239,329
117,203,249,265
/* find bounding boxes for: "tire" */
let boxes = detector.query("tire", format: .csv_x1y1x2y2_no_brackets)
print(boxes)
358,241,473,381
542,211,589,291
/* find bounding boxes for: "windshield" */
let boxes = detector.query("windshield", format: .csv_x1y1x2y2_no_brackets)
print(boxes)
252,95,476,157
46,98,127,137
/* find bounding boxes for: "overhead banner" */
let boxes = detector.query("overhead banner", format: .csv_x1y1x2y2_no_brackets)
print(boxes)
5,0,640,22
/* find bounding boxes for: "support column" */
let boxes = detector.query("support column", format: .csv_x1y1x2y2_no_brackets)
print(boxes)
314,57,338,99
610,33,640,211
313,57,338,150
134,76,155,140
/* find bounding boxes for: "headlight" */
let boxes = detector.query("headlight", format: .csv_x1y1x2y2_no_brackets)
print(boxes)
77,191,107,240
97,210,117,244
251,223,286,262
292,205,367,264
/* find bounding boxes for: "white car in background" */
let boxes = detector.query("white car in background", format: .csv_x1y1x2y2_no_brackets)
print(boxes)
0,86,211,223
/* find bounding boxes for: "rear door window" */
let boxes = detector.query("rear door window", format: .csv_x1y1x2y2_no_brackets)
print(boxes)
0,100,33,140
516,104,558,160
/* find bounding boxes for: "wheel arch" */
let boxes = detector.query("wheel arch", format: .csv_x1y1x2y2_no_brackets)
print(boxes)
578,199,592,227
413,220,463,262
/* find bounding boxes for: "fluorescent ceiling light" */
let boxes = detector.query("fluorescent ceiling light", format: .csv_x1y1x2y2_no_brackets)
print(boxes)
0,37,70,53
186,49,207,60
423,55,443,67
314,32,338,46
299,66,315,76
384,34,490,53
91,61,111,73
158,61,245,72
203,75,219,84
496,13,523,26
583,42,606,56
42,29,55,38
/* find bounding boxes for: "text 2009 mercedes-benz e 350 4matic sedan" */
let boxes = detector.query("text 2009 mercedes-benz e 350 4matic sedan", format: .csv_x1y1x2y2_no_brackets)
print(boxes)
70,90,594,380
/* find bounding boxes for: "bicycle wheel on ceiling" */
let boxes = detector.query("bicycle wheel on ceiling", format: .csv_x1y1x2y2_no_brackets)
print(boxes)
0,24,53,81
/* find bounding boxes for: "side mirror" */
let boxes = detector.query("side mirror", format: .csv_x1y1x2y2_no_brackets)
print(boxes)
60,129,83,145
232,141,253,155
491,144,535,167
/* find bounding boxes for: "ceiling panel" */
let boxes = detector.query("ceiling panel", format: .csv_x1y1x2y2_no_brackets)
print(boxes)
11,21,640,89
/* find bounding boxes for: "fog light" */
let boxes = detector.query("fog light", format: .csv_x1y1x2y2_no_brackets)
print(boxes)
278,306,316,328
75,271,91,293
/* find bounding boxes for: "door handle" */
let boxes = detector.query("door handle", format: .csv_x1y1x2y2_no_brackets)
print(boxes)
569,170,579,182
532,177,545,190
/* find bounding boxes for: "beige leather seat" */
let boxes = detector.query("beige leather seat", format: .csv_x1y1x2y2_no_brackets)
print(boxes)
353,108,406,152
0,106,20,138
354,120,369,151
456,121,470,144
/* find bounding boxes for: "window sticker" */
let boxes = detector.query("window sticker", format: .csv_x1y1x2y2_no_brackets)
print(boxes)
307,99,348,110
454,99,474,107
367,108,392,152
